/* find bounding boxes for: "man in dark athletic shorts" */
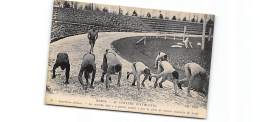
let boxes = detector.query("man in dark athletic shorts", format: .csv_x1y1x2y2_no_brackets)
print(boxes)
88,27,98,53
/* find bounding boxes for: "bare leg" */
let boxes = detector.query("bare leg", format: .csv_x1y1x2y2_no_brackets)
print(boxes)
90,69,96,89
189,42,193,48
83,71,89,90
172,79,179,95
136,74,141,90
78,68,84,88
154,72,164,88
154,60,158,69
101,72,106,83
184,66,193,97
159,75,167,88
127,72,133,79
187,75,194,97
105,73,110,90
141,75,149,87
89,40,94,53
132,75,137,86
64,64,70,84
90,44,94,53
154,77,159,88
117,71,121,87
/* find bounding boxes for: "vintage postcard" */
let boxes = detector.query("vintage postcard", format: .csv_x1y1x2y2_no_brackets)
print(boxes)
45,0,215,118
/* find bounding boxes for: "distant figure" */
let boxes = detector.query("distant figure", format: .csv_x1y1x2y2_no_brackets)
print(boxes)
88,27,98,53
151,61,181,95
154,52,168,69
101,49,122,90
52,53,70,84
127,62,151,90
179,63,209,97
183,37,193,48
78,52,96,90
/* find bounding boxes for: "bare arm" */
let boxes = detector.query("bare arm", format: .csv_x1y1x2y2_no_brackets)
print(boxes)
78,68,84,87
88,32,91,39
52,63,58,79
95,33,98,40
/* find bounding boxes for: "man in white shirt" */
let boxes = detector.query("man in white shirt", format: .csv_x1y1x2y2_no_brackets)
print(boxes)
127,62,151,90
183,37,193,48
179,62,209,97
101,49,122,90
154,52,168,69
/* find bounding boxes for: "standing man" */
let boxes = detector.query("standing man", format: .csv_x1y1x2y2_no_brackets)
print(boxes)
183,35,193,48
88,27,98,53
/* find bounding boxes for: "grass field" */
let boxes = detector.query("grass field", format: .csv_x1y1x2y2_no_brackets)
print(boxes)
112,36,213,78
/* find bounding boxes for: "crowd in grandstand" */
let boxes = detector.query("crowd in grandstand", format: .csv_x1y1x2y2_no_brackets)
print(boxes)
51,1,214,42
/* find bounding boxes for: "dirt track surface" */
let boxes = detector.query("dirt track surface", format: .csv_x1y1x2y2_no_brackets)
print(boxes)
46,32,207,108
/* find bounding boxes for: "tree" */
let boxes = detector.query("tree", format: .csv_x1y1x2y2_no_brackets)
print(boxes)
125,11,129,16
102,7,108,13
132,10,138,16
182,17,187,21
191,17,195,22
207,18,214,25
118,7,123,15
172,16,176,20
63,1,70,8
159,13,164,19
84,4,91,10
201,15,207,50
206,18,214,35
72,2,78,9
95,7,101,12
55,0,63,8
200,18,204,23
147,12,151,18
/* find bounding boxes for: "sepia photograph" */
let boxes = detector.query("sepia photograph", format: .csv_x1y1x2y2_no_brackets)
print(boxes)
45,0,215,118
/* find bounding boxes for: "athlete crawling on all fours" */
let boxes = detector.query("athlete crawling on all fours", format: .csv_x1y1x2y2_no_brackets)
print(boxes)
52,53,70,84
179,62,209,97
101,49,122,90
127,62,151,90
151,60,182,95
78,52,96,90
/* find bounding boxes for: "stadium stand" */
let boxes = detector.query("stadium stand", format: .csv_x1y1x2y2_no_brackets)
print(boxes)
51,7,212,42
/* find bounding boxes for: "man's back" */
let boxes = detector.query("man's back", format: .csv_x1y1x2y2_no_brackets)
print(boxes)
159,61,175,73
185,63,206,76
106,52,120,66
81,53,95,68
